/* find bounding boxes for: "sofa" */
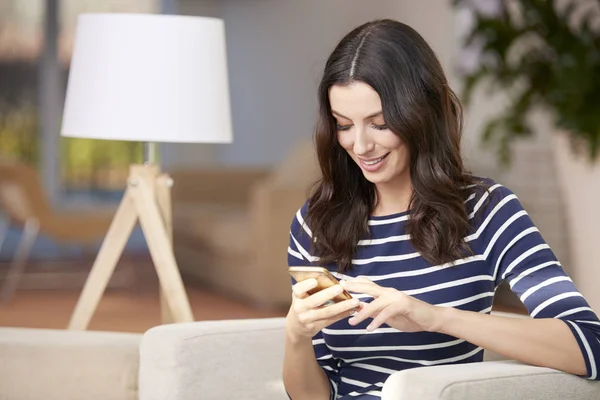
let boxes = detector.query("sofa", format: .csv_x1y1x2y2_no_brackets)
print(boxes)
2,315,600,400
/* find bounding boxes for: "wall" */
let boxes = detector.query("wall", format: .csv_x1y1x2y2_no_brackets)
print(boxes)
553,131,600,312
174,0,500,169
179,0,404,167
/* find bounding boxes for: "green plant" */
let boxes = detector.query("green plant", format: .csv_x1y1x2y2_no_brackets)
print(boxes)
0,102,39,164
453,0,600,164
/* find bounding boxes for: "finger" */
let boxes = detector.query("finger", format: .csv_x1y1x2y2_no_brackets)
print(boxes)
339,276,371,286
313,297,361,321
314,301,362,329
340,280,383,297
304,284,347,309
367,304,398,332
353,302,366,314
348,298,389,326
343,276,372,285
296,298,359,329
292,278,318,298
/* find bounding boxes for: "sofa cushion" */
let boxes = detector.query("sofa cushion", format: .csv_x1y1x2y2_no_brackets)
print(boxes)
139,318,288,400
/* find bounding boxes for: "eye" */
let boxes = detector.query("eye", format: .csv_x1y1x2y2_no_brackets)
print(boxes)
336,123,352,131
371,123,388,131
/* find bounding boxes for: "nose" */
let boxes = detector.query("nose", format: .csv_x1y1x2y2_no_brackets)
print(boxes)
353,127,375,156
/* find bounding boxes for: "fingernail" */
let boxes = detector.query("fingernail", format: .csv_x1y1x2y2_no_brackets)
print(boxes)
348,317,356,325
366,325,373,332
334,285,343,294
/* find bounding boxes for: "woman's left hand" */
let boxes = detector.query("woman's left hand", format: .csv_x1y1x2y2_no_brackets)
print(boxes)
341,277,444,333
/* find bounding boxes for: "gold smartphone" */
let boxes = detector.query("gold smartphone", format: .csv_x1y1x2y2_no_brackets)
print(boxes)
288,266,353,304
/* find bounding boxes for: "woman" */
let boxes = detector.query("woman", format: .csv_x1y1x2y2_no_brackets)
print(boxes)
282,19,600,400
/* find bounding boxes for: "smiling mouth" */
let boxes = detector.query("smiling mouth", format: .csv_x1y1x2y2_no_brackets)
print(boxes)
361,153,390,166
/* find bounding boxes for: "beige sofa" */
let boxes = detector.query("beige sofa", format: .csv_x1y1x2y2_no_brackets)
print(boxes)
2,316,600,400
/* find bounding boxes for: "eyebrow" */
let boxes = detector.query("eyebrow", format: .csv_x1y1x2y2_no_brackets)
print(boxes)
331,110,383,120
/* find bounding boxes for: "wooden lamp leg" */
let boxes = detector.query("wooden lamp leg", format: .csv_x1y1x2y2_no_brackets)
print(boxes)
67,164,193,330
130,176,194,323
67,189,138,330
156,173,175,324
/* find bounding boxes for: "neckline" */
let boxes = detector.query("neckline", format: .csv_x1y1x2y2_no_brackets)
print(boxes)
369,209,410,221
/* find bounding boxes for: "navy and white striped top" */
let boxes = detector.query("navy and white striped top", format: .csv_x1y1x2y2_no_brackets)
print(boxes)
287,179,600,399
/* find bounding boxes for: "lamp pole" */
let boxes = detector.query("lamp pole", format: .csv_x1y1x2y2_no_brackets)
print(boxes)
143,142,157,165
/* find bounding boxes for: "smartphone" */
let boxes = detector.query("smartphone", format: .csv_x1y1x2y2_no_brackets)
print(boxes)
288,266,354,304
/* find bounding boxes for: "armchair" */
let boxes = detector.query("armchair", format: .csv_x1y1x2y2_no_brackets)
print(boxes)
0,161,114,301
139,316,600,400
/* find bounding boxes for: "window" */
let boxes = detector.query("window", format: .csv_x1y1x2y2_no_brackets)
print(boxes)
0,1,43,166
59,0,159,204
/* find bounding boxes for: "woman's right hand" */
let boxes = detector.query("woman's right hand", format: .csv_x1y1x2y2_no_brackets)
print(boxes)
286,278,361,342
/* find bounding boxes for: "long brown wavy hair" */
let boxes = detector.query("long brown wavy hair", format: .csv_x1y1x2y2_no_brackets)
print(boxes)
307,19,481,272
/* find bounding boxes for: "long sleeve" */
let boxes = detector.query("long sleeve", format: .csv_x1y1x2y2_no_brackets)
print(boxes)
288,203,318,267
477,182,600,379
287,203,341,399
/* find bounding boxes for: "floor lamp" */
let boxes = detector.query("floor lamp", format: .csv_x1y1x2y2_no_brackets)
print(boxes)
60,13,232,330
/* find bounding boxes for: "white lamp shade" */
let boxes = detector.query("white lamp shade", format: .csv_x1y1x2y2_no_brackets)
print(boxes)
61,13,233,143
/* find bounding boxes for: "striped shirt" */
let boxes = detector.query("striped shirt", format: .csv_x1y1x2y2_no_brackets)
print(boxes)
287,179,600,399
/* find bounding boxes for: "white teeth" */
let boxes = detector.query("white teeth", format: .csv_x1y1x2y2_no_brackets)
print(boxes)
363,155,386,165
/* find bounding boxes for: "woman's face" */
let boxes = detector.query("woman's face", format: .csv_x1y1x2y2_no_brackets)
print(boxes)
329,81,410,187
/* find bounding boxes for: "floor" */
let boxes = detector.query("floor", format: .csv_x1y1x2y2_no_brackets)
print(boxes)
0,255,287,333
0,256,526,334
0,287,287,333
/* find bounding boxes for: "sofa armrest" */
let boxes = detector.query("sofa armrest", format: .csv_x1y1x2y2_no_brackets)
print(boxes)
0,327,140,400
168,167,269,205
138,318,288,400
247,182,309,307
382,360,600,400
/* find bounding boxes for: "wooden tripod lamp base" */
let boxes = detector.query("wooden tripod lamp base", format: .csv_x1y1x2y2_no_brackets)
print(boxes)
67,164,194,330
59,14,232,329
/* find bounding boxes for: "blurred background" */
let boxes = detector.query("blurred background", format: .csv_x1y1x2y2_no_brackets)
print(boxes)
0,0,598,333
